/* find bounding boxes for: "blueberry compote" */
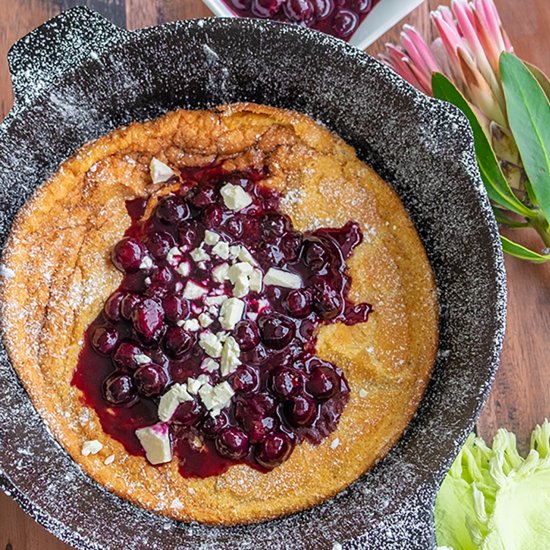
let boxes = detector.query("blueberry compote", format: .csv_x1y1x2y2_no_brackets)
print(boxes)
72,164,371,478
223,0,381,41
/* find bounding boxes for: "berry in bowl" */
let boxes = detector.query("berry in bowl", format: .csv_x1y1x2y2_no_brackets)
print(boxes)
202,0,425,48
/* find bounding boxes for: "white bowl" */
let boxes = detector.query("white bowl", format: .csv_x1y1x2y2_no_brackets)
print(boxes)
201,0,424,49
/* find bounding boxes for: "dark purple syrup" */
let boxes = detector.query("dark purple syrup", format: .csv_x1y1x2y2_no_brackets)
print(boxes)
222,0,382,41
72,165,371,477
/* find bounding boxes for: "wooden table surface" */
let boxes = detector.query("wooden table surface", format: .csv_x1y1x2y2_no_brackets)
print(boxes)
1,0,548,547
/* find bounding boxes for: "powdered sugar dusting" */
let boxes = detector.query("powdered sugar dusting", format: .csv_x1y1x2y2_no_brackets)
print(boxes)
0,9,505,550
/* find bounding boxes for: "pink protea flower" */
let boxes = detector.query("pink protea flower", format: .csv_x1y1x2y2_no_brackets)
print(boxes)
381,0,550,262
380,0,513,126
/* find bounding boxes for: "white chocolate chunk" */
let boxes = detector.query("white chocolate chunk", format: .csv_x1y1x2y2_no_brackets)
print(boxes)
198,381,234,415
198,383,216,410
201,357,219,373
183,281,207,300
249,268,263,293
216,331,229,343
212,241,230,260
229,245,241,260
198,312,214,328
219,297,245,330
233,280,249,298
228,262,254,297
204,230,220,245
134,354,151,365
220,336,241,376
237,246,258,266
186,377,205,395
212,382,235,412
212,262,230,283
158,383,193,422
179,318,199,332
191,303,203,315
81,440,103,456
176,261,191,277
228,262,254,282
135,423,172,465
150,157,176,184
166,246,182,264
139,256,153,270
264,268,302,289
199,331,223,358
205,294,228,306
104,454,115,465
220,183,253,211
190,247,210,262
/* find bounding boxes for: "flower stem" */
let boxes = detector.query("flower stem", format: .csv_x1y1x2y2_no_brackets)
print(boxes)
531,214,550,248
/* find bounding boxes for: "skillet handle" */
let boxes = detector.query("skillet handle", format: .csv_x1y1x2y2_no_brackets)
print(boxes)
7,6,127,105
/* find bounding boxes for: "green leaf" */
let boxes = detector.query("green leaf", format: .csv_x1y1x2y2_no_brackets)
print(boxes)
500,53,550,223
432,73,535,219
501,235,550,263
526,62,550,101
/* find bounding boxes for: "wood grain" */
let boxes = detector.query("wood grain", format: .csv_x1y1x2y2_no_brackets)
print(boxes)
0,0,548,547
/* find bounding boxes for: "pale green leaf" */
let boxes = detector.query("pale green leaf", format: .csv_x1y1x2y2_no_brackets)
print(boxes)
436,421,550,549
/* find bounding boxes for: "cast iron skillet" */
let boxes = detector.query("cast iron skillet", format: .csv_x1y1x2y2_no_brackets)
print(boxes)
0,7,506,549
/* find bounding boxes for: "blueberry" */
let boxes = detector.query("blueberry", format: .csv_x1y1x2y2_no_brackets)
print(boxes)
111,237,144,273
233,320,261,351
285,289,312,318
311,0,334,19
156,196,190,225
163,326,194,357
133,364,168,397
272,367,303,397
284,0,315,23
103,373,136,405
131,298,164,343
145,231,176,260
307,365,340,400
91,326,119,355
215,427,249,459
112,342,145,371
162,294,189,325
255,432,294,468
258,314,296,350
251,0,284,17
285,394,317,427
172,399,204,427
232,365,260,393
333,8,359,37
103,291,124,322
